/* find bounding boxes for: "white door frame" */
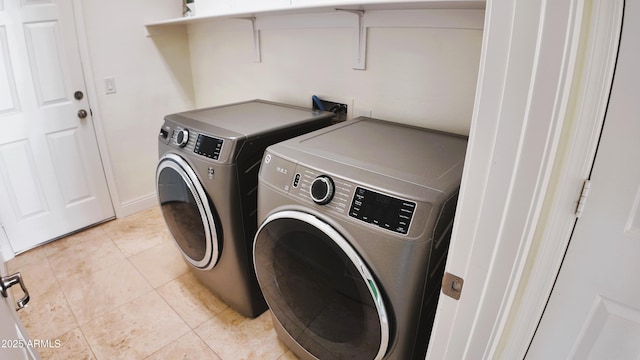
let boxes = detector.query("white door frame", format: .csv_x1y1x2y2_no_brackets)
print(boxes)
427,0,623,358
71,0,121,217
495,0,624,357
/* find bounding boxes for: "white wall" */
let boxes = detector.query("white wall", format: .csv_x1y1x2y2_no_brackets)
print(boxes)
79,0,195,216
76,5,481,217
188,13,482,135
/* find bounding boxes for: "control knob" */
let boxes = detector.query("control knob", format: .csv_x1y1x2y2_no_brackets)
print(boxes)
310,175,335,205
176,129,189,148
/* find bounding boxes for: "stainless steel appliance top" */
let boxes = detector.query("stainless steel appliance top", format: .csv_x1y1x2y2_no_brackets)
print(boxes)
165,99,335,139
269,117,468,194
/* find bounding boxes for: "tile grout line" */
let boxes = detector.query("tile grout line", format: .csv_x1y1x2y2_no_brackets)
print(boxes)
21,243,98,360
44,236,101,360
193,325,225,360
44,219,153,359
11,206,289,359
96,218,194,358
149,265,226,359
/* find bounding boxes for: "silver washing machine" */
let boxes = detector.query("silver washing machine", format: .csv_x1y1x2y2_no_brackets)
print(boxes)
253,117,467,358
156,100,335,318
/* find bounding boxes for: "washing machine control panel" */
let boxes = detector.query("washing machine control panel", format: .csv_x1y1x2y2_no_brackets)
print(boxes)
260,154,417,235
194,134,224,160
285,164,415,235
163,124,225,161
310,176,335,205
176,129,190,147
348,187,416,235
291,168,353,215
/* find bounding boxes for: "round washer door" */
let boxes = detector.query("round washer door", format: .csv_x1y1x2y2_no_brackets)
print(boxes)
253,210,389,360
156,153,220,270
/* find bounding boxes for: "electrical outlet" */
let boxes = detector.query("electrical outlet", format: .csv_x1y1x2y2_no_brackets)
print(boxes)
355,108,372,118
311,97,349,122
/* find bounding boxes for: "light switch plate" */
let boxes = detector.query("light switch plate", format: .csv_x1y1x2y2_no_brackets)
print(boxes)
104,76,116,94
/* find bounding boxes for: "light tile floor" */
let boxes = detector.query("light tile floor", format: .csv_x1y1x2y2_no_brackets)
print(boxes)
8,207,298,360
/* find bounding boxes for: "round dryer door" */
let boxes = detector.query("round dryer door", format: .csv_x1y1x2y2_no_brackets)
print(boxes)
253,211,389,360
156,153,220,270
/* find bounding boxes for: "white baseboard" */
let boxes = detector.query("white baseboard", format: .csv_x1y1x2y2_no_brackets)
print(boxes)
116,193,158,218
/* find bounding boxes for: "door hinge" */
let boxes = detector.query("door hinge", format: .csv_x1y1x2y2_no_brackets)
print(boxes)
442,272,464,300
575,179,592,218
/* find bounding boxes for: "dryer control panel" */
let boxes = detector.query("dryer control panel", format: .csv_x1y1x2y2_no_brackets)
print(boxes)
349,187,415,235
292,165,415,235
259,152,417,235
291,168,354,216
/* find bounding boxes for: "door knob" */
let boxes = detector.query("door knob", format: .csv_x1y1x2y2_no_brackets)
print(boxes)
74,91,84,100
78,109,88,119
1,272,30,311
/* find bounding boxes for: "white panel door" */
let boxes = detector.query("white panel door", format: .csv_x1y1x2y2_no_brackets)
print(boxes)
0,0,113,253
527,1,640,358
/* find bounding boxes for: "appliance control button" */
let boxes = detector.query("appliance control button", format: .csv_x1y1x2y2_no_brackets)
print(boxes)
293,173,301,188
176,129,189,147
310,175,334,205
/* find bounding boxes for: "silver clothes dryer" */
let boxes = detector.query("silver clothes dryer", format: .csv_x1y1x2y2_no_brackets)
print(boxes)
156,100,334,318
253,117,467,358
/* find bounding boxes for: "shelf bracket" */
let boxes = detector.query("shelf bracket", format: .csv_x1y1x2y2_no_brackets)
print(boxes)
336,9,366,70
236,17,261,63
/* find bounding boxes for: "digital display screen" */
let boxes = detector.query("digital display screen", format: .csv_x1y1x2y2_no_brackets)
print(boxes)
349,187,415,234
194,134,223,160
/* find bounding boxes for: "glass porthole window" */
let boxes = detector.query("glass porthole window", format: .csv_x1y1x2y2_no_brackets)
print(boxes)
156,153,219,270
254,211,389,359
